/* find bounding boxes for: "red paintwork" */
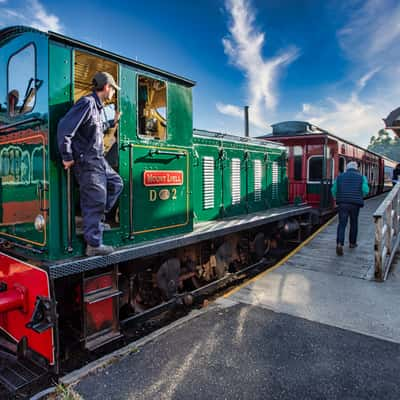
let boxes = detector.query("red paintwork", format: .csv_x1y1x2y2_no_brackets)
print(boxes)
84,274,113,294
0,253,54,365
143,170,184,186
84,273,116,337
0,286,26,313
86,299,114,333
265,133,385,209
1,200,48,224
0,129,48,145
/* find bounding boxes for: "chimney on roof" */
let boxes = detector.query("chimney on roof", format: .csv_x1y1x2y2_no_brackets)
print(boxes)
244,106,249,137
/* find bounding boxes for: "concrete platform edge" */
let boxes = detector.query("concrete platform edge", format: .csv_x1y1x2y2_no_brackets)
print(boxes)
60,304,220,387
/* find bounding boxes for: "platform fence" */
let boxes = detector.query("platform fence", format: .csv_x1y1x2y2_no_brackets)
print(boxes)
374,183,400,281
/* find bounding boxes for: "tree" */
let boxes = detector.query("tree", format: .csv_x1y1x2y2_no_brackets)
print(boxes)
368,129,400,161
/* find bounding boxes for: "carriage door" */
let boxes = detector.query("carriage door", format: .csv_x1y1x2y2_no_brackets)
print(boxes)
0,35,48,247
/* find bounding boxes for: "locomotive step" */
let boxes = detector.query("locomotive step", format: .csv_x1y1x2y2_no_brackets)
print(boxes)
0,357,47,392
85,330,124,352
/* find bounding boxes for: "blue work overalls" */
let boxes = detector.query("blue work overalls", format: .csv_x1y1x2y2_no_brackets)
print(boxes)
57,92,123,247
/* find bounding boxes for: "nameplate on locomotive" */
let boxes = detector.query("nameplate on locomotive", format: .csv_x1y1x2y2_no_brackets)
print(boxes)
143,171,184,186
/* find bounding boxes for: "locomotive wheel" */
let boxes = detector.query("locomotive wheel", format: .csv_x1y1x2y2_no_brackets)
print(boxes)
253,232,269,261
156,258,180,300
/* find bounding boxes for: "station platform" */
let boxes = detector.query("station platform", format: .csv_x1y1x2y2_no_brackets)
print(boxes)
65,195,400,400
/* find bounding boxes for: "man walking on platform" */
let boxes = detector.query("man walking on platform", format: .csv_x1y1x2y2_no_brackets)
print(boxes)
331,161,369,256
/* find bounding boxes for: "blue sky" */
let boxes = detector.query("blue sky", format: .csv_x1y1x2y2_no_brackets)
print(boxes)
1,0,399,146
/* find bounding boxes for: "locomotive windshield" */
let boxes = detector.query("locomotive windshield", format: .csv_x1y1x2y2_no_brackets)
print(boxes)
0,44,37,122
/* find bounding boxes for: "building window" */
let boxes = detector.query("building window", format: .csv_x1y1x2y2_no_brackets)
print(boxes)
293,146,302,181
308,156,323,182
138,75,167,140
7,44,36,117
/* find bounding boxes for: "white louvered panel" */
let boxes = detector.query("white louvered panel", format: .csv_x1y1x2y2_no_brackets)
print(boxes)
272,161,279,200
231,158,241,205
203,156,215,210
254,159,262,202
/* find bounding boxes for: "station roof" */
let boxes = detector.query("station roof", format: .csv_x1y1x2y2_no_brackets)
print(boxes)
384,107,400,137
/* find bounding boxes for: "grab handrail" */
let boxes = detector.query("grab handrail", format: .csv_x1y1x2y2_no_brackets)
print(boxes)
0,117,43,133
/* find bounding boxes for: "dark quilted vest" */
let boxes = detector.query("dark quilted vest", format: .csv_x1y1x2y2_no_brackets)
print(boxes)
336,168,364,206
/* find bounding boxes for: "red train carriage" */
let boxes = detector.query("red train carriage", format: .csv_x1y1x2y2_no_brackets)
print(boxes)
260,121,396,214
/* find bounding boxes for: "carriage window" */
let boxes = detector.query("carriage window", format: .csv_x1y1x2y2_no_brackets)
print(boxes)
308,156,323,182
293,146,302,181
138,75,167,140
339,157,345,173
7,44,36,117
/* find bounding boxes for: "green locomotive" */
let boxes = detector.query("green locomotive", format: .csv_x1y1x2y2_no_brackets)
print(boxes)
0,26,311,393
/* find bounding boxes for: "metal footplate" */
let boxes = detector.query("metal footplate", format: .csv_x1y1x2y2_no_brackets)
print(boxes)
0,355,47,392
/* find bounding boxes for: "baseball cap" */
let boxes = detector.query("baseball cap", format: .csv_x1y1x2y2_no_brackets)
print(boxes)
92,71,120,91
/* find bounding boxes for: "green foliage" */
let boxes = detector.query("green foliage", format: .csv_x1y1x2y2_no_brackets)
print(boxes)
368,129,400,161
46,384,82,400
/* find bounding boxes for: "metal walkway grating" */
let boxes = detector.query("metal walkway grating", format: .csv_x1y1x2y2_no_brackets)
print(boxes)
0,358,47,392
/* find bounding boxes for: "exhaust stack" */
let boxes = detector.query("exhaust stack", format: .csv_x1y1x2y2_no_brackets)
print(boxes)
244,106,249,137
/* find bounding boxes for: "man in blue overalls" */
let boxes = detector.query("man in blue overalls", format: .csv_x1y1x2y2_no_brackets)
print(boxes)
57,72,123,256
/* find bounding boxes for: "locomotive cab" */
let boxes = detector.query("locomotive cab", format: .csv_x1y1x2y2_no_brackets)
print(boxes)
0,26,195,261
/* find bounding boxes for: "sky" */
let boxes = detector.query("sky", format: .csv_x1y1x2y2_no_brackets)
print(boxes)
1,0,399,146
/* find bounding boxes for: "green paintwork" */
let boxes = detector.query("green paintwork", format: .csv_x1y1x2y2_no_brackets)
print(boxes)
307,183,321,194
192,136,221,222
193,132,288,222
0,27,289,262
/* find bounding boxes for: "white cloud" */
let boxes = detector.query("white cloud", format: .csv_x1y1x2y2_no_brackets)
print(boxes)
356,67,381,91
297,1,400,146
30,0,61,32
218,0,299,129
216,102,243,118
338,0,400,63
297,91,387,147
0,0,63,33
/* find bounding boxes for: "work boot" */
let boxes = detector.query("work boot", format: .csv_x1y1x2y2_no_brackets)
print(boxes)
336,244,343,256
86,244,115,256
349,243,358,248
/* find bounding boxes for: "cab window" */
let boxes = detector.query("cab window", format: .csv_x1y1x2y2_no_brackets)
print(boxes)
138,75,167,140
7,44,37,117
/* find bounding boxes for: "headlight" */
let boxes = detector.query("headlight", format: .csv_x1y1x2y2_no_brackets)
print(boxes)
34,214,45,231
